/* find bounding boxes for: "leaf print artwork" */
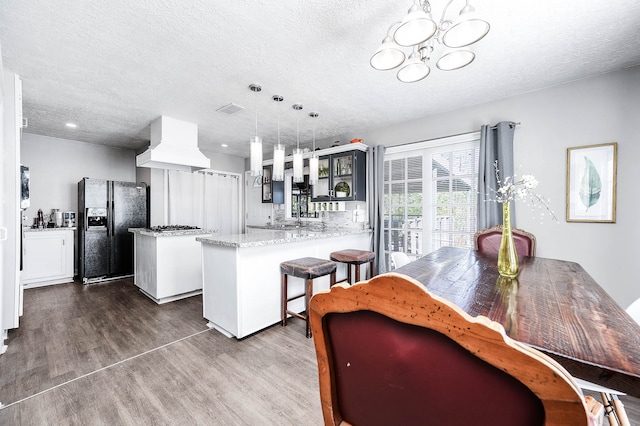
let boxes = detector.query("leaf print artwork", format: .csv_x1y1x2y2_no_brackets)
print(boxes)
579,156,601,211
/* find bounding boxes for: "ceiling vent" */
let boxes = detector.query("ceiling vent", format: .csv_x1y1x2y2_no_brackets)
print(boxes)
136,116,211,172
216,103,245,115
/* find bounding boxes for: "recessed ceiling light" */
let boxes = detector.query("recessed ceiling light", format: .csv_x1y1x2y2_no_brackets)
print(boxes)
221,144,228,148
66,123,77,128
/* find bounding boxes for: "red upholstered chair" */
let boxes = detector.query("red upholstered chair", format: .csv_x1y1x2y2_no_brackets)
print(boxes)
309,273,603,426
474,224,537,257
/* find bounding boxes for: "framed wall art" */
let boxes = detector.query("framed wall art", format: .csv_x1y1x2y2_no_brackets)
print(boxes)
566,142,617,223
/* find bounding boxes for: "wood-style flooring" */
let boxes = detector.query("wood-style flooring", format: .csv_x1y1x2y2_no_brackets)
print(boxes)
0,278,322,425
0,278,638,425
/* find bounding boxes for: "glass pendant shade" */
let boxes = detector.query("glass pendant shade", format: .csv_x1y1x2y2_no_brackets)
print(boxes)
370,36,406,70
293,149,304,183
442,6,490,48
250,136,263,176
436,49,475,71
397,52,430,83
273,144,285,181
393,3,436,47
309,154,319,186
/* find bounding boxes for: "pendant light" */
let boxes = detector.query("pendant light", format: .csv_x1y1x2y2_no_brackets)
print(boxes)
249,84,263,177
292,104,304,184
272,95,285,182
308,112,319,186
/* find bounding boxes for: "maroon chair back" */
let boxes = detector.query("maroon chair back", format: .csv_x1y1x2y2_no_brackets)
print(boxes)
326,310,544,426
309,273,593,426
474,225,537,257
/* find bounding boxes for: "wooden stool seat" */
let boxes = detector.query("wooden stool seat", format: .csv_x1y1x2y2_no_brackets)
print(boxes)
281,257,336,338
330,249,375,285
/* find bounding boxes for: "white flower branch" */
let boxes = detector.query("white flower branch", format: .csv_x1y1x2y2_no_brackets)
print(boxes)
489,160,559,223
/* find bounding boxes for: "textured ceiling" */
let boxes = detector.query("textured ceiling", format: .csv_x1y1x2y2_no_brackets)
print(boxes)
1,0,640,159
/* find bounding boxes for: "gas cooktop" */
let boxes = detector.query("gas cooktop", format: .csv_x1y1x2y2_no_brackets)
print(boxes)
148,225,200,232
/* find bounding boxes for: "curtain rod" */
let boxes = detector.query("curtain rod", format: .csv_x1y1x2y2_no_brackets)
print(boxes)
382,121,521,152
490,121,521,129
197,171,239,178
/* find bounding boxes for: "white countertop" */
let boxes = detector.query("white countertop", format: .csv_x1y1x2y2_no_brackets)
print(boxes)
128,227,217,237
197,227,371,248
23,226,76,232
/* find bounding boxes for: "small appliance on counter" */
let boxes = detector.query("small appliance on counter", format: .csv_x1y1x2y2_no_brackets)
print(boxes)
62,211,76,227
52,209,63,227
33,209,45,228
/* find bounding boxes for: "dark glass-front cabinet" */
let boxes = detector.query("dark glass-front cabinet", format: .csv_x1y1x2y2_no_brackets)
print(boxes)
262,165,284,204
311,149,366,202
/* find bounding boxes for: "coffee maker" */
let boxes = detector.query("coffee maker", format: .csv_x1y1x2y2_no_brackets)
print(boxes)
62,211,76,227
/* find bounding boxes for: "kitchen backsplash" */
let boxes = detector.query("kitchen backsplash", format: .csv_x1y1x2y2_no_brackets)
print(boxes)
271,204,368,230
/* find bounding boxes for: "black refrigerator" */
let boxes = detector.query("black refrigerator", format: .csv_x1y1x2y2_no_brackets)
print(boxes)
78,178,148,283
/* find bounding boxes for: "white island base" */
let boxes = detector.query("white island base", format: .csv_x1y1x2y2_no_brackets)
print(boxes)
199,229,372,339
131,228,214,304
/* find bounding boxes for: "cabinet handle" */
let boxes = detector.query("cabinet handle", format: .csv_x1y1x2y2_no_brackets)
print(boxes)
0,227,6,241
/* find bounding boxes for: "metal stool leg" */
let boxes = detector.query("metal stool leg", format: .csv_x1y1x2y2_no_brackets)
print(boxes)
369,260,374,279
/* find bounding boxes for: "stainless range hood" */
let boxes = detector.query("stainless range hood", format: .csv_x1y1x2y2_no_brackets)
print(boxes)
136,116,210,172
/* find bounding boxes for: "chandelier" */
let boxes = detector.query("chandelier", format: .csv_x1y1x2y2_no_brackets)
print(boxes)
370,0,490,83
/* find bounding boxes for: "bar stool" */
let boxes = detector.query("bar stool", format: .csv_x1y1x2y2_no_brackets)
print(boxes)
281,257,337,338
330,249,375,285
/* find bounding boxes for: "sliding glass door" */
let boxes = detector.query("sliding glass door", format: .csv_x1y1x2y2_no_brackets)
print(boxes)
383,135,479,269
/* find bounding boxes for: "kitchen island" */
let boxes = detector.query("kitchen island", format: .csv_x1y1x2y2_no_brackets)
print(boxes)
197,227,372,338
129,227,216,304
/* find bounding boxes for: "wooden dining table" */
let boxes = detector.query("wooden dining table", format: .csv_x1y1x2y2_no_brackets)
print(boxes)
393,246,640,398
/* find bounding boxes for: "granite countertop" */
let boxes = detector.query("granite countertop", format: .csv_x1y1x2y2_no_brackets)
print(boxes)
24,226,77,232
197,227,372,248
128,228,218,237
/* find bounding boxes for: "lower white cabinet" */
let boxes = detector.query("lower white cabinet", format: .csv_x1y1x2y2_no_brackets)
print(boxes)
22,229,75,288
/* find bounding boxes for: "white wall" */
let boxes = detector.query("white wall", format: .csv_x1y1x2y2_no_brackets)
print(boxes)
328,65,640,306
21,134,136,225
200,149,246,174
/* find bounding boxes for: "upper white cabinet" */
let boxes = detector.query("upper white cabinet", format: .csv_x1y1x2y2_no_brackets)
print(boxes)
22,229,74,288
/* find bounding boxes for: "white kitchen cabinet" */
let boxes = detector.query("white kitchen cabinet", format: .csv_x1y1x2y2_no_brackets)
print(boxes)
22,229,75,288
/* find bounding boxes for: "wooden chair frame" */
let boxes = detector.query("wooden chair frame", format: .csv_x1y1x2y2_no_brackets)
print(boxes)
309,273,601,426
474,224,538,256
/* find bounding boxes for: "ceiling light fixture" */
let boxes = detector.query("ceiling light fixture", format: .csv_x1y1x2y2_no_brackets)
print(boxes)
308,112,319,186
249,84,263,176
371,0,489,83
292,104,304,184
272,95,285,182
65,122,77,128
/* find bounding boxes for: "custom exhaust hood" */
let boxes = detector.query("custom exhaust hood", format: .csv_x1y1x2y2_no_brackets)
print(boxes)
136,116,211,172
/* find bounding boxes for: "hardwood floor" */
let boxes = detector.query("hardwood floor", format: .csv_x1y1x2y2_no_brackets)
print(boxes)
0,278,638,425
